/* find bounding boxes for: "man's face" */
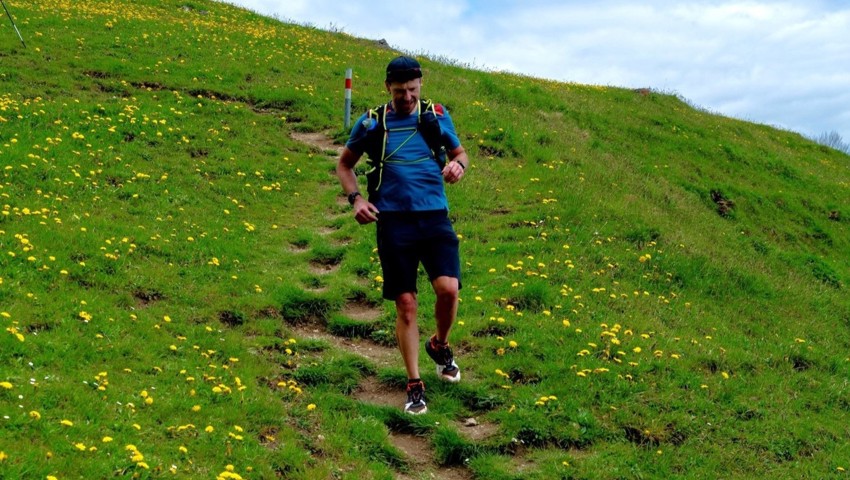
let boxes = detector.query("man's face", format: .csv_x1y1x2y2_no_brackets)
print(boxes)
386,78,421,116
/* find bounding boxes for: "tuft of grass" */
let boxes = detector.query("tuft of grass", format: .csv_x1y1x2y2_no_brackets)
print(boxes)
327,313,375,338
274,284,341,324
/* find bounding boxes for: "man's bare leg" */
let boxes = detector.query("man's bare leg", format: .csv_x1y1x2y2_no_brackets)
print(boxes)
395,292,420,380
432,276,459,343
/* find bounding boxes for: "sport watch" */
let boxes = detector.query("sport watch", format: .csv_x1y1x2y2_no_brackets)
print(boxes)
347,191,362,205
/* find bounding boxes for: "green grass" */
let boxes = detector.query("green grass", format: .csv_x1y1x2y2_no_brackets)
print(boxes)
2,0,850,478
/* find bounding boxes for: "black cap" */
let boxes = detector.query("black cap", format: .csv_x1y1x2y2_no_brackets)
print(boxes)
385,56,422,83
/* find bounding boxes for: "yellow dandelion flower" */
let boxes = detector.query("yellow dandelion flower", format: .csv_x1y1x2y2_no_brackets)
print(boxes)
60,419,74,427
0,381,13,389
307,404,316,411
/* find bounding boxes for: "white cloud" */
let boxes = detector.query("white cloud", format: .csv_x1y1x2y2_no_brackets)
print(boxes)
223,0,850,142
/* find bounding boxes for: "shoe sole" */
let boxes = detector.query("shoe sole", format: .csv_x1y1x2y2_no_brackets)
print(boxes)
436,364,461,383
426,339,461,383
404,404,428,415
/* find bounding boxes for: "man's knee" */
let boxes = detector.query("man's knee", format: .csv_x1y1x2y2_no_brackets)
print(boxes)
433,276,459,302
395,292,418,324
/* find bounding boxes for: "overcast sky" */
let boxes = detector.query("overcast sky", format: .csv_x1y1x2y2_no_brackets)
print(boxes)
224,0,850,144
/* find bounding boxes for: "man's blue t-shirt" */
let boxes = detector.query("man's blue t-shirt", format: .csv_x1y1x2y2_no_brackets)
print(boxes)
346,103,461,213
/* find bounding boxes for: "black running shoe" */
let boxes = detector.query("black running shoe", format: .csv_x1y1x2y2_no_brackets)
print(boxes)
425,335,461,383
404,380,427,415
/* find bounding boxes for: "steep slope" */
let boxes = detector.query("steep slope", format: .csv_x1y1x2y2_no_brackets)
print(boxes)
1,0,849,478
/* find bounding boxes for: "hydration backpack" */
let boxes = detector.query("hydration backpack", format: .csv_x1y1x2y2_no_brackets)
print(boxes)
353,99,447,194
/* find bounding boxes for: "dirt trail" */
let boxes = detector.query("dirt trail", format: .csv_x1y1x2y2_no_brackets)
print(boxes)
290,131,497,480
290,325,397,369
291,131,343,156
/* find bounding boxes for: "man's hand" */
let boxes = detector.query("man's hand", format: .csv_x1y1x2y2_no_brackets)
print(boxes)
442,146,468,184
337,146,378,224
442,161,466,184
353,197,380,224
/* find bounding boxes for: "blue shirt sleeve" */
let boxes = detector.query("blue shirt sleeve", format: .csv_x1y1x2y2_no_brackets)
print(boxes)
345,112,371,156
438,107,461,151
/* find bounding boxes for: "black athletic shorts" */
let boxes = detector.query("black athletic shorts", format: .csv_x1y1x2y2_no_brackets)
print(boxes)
375,210,461,300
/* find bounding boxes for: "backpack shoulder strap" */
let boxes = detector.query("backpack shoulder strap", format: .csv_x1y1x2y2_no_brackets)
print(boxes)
418,99,447,167
362,103,389,162
361,103,391,194
370,103,388,131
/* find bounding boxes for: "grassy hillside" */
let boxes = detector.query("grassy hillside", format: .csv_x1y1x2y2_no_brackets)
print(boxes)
2,0,850,478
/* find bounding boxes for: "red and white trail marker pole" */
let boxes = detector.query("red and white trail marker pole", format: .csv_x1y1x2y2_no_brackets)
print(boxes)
344,68,352,130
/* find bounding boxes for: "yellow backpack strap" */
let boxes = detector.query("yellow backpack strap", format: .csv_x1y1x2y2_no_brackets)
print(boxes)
362,104,388,164
378,103,389,164
364,103,391,194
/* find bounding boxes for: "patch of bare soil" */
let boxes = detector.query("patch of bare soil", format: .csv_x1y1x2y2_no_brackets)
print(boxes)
291,326,398,369
290,131,342,156
391,433,472,480
352,375,399,408
458,417,500,442
308,261,340,275
342,298,383,322
288,244,309,254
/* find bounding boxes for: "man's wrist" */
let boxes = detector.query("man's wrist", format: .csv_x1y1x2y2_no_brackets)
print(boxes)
347,191,362,205
455,160,466,170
